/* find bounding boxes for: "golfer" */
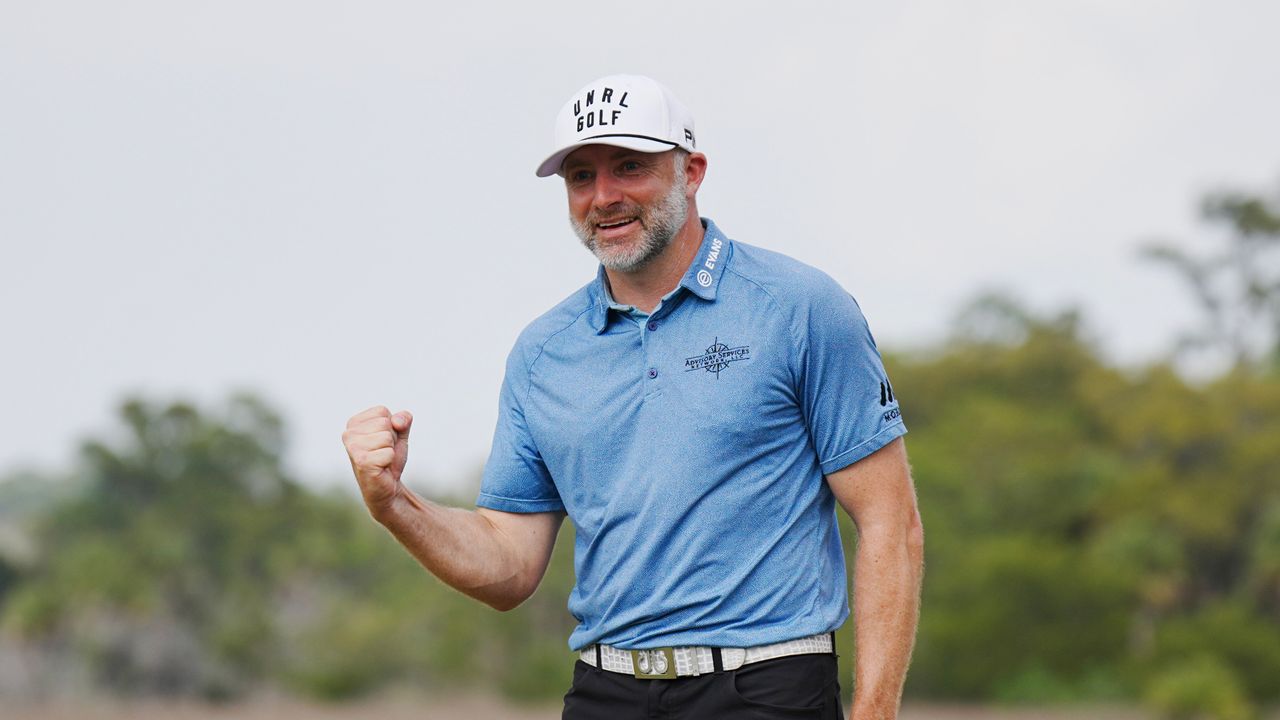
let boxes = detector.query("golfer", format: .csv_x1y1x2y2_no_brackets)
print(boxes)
342,74,923,719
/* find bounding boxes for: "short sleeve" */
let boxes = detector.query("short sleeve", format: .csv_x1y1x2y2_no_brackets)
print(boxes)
797,276,907,475
476,345,564,513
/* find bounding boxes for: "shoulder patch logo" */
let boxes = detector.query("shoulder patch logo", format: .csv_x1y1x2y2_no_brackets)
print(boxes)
879,380,900,422
684,337,751,379
879,380,895,407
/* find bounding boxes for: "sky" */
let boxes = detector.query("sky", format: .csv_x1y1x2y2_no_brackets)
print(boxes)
2,1,1279,492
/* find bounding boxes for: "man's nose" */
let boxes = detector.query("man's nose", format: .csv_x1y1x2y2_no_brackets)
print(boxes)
591,172,624,209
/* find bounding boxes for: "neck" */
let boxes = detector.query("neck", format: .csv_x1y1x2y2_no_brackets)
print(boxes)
604,210,704,313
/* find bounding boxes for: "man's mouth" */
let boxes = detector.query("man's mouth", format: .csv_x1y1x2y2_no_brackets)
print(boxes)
597,217,638,231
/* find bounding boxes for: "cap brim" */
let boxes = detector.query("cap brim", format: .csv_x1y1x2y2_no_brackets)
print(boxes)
535,136,679,177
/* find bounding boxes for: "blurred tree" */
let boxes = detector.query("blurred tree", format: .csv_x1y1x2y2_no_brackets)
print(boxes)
1143,179,1280,370
1145,654,1254,720
0,394,578,703
2,395,311,698
898,297,1134,700
897,292,1280,706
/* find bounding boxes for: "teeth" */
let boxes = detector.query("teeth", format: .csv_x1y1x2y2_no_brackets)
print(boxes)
599,218,635,229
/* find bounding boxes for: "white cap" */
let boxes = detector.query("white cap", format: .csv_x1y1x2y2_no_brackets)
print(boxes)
535,74,697,177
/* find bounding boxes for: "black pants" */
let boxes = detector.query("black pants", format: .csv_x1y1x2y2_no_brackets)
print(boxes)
562,654,843,719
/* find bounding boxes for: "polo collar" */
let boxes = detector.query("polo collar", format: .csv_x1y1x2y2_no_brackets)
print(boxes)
587,217,733,334
678,217,731,300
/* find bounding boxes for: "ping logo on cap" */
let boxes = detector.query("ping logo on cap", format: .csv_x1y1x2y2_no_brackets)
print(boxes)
573,87,631,132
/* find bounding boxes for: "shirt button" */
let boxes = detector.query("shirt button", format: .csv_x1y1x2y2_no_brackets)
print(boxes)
646,320,658,332
647,368,658,379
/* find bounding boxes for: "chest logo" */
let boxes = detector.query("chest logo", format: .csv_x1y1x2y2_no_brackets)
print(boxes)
684,337,751,379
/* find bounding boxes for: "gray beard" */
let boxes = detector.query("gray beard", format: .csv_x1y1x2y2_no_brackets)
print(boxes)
571,165,689,273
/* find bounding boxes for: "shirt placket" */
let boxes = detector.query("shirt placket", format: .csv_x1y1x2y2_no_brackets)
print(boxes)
639,303,674,399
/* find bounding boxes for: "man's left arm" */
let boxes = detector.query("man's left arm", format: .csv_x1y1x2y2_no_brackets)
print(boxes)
826,436,924,720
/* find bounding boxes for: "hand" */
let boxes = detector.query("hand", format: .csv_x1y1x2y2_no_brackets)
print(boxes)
342,405,413,514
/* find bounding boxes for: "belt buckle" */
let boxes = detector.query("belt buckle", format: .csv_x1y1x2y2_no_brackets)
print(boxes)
629,647,677,679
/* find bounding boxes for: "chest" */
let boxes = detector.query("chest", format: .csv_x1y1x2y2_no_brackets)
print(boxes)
523,302,800,464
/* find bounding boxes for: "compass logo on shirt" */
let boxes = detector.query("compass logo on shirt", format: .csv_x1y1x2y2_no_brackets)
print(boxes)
684,337,751,379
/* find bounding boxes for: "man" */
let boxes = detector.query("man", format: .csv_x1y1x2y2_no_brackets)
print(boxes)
342,74,923,719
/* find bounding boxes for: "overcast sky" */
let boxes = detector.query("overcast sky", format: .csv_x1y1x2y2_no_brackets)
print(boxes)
3,1,1279,492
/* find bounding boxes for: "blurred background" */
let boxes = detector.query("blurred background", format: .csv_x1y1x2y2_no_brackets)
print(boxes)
2,1,1279,718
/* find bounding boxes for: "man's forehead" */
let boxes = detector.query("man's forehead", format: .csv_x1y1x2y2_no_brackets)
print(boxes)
562,144,665,168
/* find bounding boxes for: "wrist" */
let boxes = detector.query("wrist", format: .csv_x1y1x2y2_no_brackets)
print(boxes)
850,695,899,720
365,481,407,525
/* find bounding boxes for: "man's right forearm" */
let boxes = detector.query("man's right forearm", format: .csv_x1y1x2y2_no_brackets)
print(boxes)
343,406,561,611
371,487,548,611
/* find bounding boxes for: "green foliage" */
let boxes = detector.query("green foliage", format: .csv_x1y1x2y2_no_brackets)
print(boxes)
1144,655,1255,720
3,395,334,697
0,394,580,702
897,292,1280,707
0,554,19,609
1149,601,1280,703
994,664,1127,705
911,534,1132,699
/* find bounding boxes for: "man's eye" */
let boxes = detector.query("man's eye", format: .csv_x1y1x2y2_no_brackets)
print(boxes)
570,170,592,183
621,161,641,172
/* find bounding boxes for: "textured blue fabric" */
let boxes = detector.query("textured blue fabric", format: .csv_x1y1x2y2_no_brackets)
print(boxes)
477,218,907,651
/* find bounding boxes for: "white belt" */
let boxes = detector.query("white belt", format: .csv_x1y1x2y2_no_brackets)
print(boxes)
579,632,834,679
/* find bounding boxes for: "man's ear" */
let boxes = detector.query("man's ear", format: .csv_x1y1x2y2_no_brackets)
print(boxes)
684,152,708,196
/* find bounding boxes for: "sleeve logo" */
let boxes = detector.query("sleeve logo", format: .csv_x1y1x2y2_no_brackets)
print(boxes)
880,380,900,422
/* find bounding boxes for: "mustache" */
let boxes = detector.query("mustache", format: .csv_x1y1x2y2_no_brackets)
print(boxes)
585,204,646,227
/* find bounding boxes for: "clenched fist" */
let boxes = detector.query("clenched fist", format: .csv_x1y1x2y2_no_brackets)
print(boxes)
342,405,413,514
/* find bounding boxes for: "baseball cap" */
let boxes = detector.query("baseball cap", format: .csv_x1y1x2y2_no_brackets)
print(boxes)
535,74,697,178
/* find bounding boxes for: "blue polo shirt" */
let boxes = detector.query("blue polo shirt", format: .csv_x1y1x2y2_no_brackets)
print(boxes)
477,218,906,651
